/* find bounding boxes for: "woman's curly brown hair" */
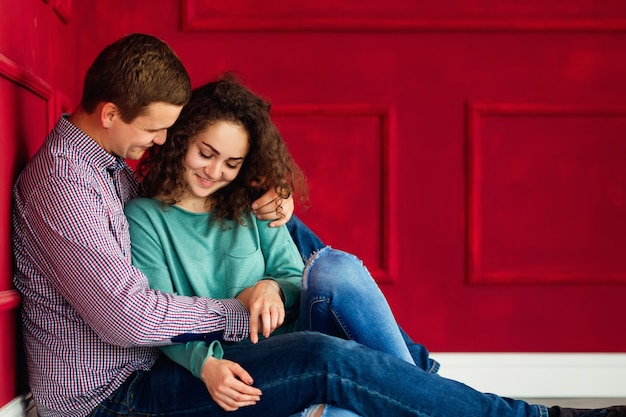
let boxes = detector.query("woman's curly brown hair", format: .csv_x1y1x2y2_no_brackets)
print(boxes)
137,73,308,223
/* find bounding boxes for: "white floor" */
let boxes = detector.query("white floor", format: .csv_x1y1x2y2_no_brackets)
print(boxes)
522,398,626,408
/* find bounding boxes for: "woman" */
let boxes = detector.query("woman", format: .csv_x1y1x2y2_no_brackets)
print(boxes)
126,73,376,416
125,74,620,417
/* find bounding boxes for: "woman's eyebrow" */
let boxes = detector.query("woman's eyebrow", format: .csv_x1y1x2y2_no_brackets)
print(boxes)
202,142,245,160
202,142,220,155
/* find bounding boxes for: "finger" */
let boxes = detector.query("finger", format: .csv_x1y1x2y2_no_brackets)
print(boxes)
262,310,272,338
253,198,279,216
276,304,285,327
269,195,294,227
249,313,259,344
252,194,277,214
216,388,258,411
269,305,280,331
268,215,288,227
228,362,259,388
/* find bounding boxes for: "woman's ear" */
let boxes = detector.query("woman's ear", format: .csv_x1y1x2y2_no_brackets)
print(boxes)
100,102,118,128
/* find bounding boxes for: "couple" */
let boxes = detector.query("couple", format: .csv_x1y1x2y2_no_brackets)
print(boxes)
12,33,626,417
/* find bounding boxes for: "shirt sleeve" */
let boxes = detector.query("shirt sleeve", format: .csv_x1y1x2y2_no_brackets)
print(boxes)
256,219,305,318
18,174,244,347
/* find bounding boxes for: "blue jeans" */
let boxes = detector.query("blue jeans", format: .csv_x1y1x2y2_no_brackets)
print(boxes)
302,246,416,365
288,216,438,373
89,332,548,417
291,246,435,417
89,216,549,417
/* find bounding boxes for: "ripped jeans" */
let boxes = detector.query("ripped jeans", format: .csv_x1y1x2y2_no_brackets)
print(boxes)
287,216,439,373
286,217,436,417
288,246,441,417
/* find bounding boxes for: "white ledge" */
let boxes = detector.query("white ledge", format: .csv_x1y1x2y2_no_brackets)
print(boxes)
432,353,626,398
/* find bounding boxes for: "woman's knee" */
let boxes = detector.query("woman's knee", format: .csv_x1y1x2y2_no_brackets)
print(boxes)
302,247,371,291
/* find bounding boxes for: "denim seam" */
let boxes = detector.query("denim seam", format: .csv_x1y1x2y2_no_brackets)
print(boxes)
302,246,333,290
307,298,355,340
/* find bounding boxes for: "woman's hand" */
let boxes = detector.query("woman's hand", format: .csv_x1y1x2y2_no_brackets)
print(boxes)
252,188,294,227
236,280,285,343
201,356,262,411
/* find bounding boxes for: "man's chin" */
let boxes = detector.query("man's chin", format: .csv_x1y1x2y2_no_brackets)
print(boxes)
126,149,147,161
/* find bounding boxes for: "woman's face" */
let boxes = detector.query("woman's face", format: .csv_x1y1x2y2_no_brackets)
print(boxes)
178,120,250,211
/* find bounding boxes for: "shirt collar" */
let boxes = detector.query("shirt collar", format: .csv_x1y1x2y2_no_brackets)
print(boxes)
57,114,126,172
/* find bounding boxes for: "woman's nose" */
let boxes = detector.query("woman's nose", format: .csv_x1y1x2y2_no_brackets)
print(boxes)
205,162,221,180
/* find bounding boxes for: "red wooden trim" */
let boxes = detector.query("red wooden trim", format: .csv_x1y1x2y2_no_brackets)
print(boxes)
465,102,626,285
53,0,72,23
180,0,626,32
183,18,626,32
0,52,54,130
471,102,626,117
0,290,21,313
273,104,396,283
0,53,53,100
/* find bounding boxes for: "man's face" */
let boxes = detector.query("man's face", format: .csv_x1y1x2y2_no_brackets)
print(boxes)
107,102,183,160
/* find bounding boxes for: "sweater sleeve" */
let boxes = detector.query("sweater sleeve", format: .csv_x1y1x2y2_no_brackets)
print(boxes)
160,340,224,379
256,219,304,318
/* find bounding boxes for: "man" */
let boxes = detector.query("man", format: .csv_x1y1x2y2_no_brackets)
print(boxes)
13,33,626,417
12,33,290,416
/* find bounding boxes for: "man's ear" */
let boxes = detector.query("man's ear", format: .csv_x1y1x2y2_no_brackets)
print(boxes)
100,102,118,128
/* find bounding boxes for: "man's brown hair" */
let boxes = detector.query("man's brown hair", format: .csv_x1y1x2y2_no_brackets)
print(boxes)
80,33,192,122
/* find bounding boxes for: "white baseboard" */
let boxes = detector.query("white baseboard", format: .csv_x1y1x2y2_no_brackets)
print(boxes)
0,395,35,417
432,353,626,398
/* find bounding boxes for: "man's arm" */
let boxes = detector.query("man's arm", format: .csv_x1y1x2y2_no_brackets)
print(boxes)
17,176,249,346
252,188,294,227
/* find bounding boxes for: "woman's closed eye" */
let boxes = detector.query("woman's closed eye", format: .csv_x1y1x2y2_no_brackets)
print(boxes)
199,151,215,160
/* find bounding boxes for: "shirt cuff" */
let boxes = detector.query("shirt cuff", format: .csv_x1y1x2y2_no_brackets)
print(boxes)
219,298,250,342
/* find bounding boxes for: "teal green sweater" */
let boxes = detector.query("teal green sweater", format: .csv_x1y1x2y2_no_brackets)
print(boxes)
125,197,304,378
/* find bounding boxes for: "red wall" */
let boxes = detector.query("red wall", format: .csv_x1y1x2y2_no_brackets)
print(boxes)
0,0,77,406
3,0,626,408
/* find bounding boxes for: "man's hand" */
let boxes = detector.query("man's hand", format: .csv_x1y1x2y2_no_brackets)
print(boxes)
201,356,262,411
252,188,294,227
236,280,285,343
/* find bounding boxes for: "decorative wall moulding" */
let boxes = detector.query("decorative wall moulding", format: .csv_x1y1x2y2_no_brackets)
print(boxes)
0,54,52,100
273,104,397,283
53,0,72,24
0,290,21,313
466,102,626,285
0,54,53,132
180,0,626,32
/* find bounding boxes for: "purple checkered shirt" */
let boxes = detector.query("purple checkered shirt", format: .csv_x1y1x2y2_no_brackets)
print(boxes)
12,116,250,417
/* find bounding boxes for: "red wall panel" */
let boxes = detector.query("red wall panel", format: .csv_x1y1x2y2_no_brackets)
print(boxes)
0,55,52,407
273,105,396,283
468,103,626,285
68,0,626,353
